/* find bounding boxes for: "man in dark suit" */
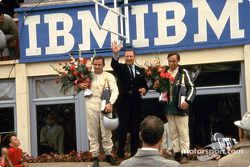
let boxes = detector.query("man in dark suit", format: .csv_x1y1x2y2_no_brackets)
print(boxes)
111,41,148,160
119,115,180,167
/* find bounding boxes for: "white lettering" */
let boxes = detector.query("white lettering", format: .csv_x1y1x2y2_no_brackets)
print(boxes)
78,10,118,51
193,0,244,42
131,4,149,47
44,13,74,54
153,2,187,45
25,15,41,56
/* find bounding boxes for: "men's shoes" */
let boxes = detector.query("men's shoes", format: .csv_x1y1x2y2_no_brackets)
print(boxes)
180,155,189,164
92,157,99,167
105,155,118,165
174,152,181,162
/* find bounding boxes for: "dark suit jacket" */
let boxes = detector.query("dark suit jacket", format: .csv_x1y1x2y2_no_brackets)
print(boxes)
111,57,148,107
119,149,180,167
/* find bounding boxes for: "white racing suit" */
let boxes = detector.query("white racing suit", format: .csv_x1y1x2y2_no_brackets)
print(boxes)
85,71,119,157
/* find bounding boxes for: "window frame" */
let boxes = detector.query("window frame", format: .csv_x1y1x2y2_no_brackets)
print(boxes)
0,79,16,136
29,76,88,157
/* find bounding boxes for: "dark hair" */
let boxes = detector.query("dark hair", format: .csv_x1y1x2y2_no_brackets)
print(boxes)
0,3,5,14
140,115,164,145
168,52,180,61
47,112,56,119
92,56,105,66
124,48,136,55
2,133,16,147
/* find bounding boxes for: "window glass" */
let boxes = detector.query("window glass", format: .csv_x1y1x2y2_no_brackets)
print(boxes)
190,93,241,148
36,103,76,155
185,62,240,87
0,80,15,100
35,79,74,98
0,107,15,133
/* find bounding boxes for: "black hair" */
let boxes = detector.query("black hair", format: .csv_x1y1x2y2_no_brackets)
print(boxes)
140,115,164,145
123,43,136,55
168,52,180,61
124,48,136,55
2,133,16,147
92,56,105,66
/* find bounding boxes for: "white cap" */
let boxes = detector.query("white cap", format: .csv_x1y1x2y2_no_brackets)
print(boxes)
234,112,250,131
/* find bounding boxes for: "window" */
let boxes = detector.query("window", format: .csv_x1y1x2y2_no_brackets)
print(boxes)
36,103,76,155
0,80,15,100
0,79,16,141
35,79,74,98
30,76,88,156
185,62,241,87
0,107,15,133
190,93,241,147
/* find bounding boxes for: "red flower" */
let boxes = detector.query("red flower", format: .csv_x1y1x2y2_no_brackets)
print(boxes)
73,70,78,76
70,65,76,71
51,52,93,95
160,72,165,78
161,67,166,73
81,58,87,65
143,58,174,93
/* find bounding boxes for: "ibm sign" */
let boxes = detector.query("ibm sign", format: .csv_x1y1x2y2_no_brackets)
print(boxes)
16,0,250,62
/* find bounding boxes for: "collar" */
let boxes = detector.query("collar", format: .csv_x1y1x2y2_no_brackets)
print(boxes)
168,66,179,77
141,147,159,151
127,64,135,68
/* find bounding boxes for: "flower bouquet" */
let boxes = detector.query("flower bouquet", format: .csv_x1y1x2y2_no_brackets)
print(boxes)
51,52,93,97
144,57,174,103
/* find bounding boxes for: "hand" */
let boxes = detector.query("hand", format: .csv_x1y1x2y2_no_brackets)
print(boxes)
1,147,8,156
180,101,189,110
111,41,122,54
104,103,112,113
138,88,146,96
153,80,160,89
77,82,89,89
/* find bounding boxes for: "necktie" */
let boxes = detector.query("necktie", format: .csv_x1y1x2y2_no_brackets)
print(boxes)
129,65,135,79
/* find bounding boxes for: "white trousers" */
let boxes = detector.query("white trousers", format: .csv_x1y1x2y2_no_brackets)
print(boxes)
167,115,189,154
161,122,173,151
86,99,113,157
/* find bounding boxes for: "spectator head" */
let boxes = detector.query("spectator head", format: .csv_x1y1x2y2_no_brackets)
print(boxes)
2,133,20,148
234,112,250,140
46,112,56,126
140,115,164,146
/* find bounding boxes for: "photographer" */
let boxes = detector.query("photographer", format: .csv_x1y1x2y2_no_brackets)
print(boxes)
217,112,250,167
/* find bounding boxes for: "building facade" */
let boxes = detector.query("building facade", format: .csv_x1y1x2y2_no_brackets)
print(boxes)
0,0,250,156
